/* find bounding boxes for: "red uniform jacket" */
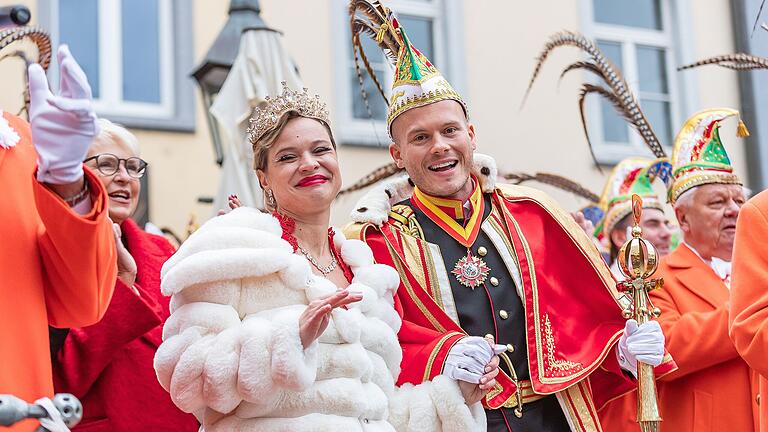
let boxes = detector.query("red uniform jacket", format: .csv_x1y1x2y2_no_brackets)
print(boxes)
53,219,198,431
731,189,768,431
349,180,676,431
0,112,116,432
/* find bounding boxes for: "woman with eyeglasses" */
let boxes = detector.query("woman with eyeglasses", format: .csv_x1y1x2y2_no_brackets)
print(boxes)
51,119,199,431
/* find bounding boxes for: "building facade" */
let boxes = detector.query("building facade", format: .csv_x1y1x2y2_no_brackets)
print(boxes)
0,0,754,236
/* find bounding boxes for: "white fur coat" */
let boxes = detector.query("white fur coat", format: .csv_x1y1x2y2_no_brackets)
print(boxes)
154,207,486,431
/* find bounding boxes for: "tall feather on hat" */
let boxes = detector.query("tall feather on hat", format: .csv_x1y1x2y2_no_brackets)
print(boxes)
523,31,668,166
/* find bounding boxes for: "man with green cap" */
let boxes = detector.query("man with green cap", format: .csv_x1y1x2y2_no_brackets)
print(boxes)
345,2,672,431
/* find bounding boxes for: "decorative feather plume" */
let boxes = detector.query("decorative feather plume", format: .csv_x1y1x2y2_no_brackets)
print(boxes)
0,26,52,71
503,171,600,203
678,53,768,71
0,27,52,117
754,0,767,36
338,162,403,195
348,0,403,115
522,31,667,164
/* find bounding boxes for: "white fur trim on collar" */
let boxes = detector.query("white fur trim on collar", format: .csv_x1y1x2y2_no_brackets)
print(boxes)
350,153,498,226
0,112,20,149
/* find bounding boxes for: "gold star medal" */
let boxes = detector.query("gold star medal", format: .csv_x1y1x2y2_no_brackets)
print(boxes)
451,253,490,289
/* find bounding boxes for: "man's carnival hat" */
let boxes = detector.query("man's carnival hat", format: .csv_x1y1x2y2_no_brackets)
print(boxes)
667,108,748,204
595,158,671,240
349,0,466,135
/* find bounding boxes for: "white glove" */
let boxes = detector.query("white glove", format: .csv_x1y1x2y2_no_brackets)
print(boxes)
28,44,99,185
617,319,665,377
442,336,506,384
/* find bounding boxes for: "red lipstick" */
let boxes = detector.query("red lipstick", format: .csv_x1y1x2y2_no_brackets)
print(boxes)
297,174,328,187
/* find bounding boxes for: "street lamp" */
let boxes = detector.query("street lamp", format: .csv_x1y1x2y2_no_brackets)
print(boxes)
191,0,276,166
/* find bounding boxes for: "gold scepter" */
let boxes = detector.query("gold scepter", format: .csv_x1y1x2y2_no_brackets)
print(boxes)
616,194,664,432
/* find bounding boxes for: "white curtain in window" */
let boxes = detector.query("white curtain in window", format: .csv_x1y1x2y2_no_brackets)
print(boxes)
210,29,303,213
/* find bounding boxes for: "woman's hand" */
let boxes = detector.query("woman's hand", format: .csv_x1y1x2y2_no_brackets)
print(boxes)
298,290,362,348
217,194,243,216
112,222,138,292
228,194,242,209
459,355,501,405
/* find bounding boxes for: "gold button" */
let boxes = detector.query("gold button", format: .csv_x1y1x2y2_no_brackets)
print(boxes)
499,310,509,320
758,394,761,405
478,246,488,257
506,344,514,353
490,277,499,286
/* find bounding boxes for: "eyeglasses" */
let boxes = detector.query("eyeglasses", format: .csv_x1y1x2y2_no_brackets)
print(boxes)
84,153,148,179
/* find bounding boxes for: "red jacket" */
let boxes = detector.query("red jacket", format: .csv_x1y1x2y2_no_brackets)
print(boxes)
52,219,198,432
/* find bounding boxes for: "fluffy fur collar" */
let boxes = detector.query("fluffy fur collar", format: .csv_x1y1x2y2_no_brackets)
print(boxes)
350,153,498,226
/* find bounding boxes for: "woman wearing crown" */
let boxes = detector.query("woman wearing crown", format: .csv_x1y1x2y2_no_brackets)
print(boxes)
153,83,496,431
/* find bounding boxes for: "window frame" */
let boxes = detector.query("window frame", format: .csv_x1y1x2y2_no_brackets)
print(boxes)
580,0,695,165
332,0,466,147
40,0,196,132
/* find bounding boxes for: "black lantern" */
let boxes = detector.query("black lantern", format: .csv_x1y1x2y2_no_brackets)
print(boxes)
191,0,276,165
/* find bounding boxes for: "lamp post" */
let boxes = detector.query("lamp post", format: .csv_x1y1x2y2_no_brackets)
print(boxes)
191,0,276,165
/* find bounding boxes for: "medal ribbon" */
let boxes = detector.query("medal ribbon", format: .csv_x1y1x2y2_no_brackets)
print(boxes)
411,178,484,247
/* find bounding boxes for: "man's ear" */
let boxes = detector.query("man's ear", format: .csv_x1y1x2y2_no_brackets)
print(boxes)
467,122,477,151
389,142,405,169
674,206,690,234
610,228,627,251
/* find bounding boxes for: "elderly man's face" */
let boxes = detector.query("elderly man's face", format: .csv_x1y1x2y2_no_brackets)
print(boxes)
676,183,745,260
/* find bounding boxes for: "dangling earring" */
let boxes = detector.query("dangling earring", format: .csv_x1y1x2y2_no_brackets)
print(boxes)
267,190,275,206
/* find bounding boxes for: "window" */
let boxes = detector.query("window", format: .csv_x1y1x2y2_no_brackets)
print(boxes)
334,0,465,146
582,0,685,163
40,0,195,131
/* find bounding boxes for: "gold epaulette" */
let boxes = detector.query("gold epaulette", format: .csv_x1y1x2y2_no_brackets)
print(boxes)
342,221,373,241
389,204,425,239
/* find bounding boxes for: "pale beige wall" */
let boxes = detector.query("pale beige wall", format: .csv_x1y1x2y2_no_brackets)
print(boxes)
0,0,748,234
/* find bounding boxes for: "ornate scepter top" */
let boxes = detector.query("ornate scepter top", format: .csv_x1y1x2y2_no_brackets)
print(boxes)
617,195,660,282
616,194,663,432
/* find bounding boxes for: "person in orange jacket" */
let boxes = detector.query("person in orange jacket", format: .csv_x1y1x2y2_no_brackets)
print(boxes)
730,188,768,431
0,36,117,431
648,109,759,432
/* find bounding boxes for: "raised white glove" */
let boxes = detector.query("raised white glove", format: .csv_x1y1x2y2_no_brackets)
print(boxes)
617,319,665,377
28,44,99,185
442,336,506,384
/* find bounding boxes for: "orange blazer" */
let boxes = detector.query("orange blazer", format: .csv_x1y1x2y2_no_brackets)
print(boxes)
647,244,758,432
0,112,116,431
731,189,768,431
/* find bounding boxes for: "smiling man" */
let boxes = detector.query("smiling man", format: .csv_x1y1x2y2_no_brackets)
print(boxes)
345,4,671,431
648,108,759,432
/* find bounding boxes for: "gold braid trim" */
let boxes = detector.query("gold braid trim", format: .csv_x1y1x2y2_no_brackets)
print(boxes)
389,204,424,239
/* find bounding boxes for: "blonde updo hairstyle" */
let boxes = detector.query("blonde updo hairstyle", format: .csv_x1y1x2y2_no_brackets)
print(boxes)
250,110,337,211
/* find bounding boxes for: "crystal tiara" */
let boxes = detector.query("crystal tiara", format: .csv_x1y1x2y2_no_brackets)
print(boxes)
247,81,330,144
